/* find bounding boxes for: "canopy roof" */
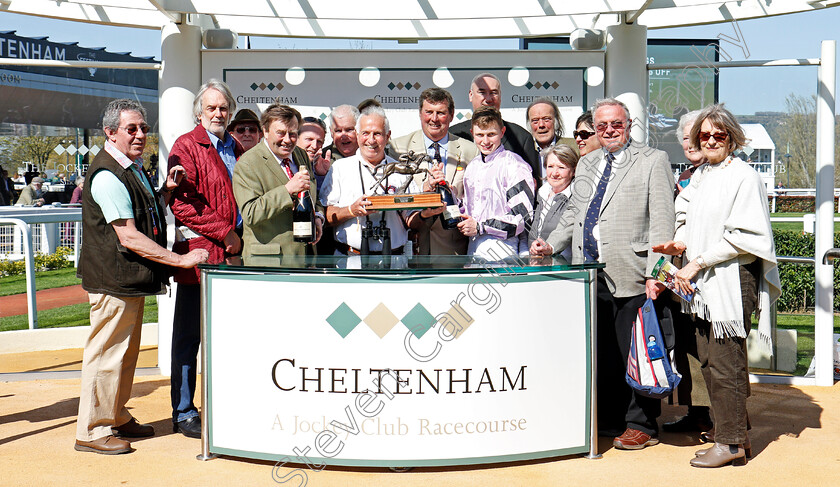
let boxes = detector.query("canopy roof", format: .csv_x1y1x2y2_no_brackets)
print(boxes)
2,0,838,40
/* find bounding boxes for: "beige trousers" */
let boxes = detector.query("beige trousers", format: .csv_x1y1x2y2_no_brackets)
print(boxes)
75,293,145,441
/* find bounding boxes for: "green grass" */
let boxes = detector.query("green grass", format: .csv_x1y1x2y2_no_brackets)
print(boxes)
770,212,840,233
0,296,158,332
0,268,81,297
754,313,840,376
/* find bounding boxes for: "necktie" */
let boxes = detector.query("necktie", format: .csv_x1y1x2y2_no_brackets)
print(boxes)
281,159,294,179
432,142,442,164
583,152,615,262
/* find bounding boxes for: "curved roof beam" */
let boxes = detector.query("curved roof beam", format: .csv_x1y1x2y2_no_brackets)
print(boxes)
1,1,837,39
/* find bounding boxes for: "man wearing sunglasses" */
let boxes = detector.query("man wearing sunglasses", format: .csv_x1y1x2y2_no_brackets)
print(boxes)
228,108,263,152
167,79,245,439
75,99,208,455
542,98,675,451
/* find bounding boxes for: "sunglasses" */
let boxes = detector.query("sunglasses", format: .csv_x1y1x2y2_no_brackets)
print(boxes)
595,120,627,132
235,126,260,134
573,130,595,140
302,116,327,130
120,123,151,135
699,131,729,143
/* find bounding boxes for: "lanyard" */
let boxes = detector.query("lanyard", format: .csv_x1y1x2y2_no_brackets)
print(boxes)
357,159,391,196
356,159,390,226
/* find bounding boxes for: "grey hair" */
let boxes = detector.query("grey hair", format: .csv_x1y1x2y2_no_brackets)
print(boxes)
102,99,147,131
541,143,580,171
592,98,631,123
329,104,361,131
192,79,236,122
526,97,564,138
357,105,390,134
471,72,501,91
676,109,703,142
75,176,85,185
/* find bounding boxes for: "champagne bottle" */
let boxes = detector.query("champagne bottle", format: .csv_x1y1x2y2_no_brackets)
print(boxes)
437,181,462,230
293,190,315,243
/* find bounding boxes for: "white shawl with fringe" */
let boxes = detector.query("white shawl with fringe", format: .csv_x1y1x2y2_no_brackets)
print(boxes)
674,157,782,353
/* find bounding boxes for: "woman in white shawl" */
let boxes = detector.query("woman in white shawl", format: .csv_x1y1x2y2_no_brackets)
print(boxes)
653,103,781,468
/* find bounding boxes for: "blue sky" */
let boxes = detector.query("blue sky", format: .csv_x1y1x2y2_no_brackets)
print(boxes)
1,8,838,115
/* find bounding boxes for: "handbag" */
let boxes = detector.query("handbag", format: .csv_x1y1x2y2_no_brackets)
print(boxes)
625,298,681,399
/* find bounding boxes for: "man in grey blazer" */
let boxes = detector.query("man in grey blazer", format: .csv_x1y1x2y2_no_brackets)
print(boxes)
542,98,675,450
389,88,478,255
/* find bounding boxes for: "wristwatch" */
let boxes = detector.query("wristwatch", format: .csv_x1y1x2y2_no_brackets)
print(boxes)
695,256,707,269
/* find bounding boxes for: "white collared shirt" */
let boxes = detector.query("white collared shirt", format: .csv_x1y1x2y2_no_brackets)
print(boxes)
320,152,419,251
590,144,629,262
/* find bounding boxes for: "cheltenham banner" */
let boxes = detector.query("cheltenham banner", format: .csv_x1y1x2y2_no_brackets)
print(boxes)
205,269,593,466
201,49,604,138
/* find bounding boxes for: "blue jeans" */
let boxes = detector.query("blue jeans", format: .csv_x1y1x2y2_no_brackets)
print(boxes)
171,283,200,423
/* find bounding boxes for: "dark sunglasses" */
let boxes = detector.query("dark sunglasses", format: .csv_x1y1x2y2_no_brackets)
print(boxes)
302,116,327,130
699,131,729,143
573,130,596,140
235,125,260,134
595,120,627,132
119,123,151,135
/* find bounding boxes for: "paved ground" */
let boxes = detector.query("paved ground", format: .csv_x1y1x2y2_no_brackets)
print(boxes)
0,285,88,317
1,370,839,487
2,289,838,485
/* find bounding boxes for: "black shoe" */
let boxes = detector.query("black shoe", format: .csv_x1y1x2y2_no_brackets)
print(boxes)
173,416,201,439
663,413,713,433
113,418,155,438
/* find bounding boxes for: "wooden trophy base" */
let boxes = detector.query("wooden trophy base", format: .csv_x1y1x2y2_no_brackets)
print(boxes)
367,192,443,211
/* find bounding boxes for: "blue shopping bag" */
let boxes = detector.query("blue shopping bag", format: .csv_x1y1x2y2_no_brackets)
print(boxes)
625,298,681,399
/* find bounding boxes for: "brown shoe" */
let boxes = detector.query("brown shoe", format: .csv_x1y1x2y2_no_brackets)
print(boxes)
690,442,746,467
613,428,659,450
113,418,155,438
74,435,132,455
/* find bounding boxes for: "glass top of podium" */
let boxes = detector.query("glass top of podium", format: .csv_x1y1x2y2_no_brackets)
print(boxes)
200,253,604,275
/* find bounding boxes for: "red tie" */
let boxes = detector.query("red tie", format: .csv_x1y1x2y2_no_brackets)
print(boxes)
281,159,294,179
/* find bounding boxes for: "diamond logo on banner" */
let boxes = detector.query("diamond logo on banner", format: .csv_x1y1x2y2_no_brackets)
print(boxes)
90,146,101,156
66,145,77,155
364,303,399,338
327,302,455,340
326,303,361,338
77,145,90,156
402,303,436,339
54,144,65,155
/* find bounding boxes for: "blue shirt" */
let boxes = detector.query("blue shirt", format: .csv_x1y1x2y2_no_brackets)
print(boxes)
207,129,241,227
423,133,449,163
207,130,238,178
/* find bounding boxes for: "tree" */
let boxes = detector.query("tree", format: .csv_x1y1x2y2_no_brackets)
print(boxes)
12,135,63,171
775,94,816,188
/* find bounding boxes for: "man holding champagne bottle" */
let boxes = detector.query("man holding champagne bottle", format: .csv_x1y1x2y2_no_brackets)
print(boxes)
232,104,323,259
389,87,477,255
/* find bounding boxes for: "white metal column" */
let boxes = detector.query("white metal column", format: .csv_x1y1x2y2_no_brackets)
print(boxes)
814,40,836,387
157,20,203,376
605,21,648,142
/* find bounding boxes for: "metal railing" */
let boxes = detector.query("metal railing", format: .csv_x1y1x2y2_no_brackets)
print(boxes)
0,207,82,329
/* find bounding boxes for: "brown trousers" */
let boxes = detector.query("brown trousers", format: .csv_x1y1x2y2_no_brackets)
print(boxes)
695,261,759,445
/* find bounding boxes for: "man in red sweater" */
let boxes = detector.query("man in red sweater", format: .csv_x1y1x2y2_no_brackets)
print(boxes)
167,79,244,438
